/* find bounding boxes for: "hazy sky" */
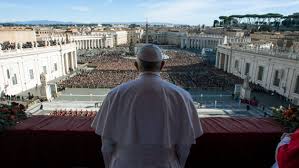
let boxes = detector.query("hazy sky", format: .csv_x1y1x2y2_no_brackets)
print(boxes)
0,0,299,25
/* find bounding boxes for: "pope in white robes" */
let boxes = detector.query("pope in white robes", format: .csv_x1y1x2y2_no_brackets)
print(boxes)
92,44,203,168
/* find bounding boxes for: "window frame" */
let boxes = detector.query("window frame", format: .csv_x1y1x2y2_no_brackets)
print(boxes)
12,74,18,85
29,69,34,80
273,70,280,87
294,75,299,94
245,63,250,75
257,66,264,81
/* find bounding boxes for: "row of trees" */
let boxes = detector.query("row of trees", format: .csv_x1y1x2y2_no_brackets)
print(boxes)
213,13,299,31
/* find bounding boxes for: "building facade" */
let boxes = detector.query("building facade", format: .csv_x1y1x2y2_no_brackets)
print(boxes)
114,31,128,46
181,34,251,50
216,45,299,105
143,31,186,46
127,28,144,44
71,35,114,49
91,30,129,47
0,42,77,95
0,28,36,43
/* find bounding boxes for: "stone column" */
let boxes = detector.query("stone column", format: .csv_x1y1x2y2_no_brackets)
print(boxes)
224,54,228,72
69,52,74,71
241,58,245,77
251,59,258,83
64,53,69,74
227,54,232,73
61,53,66,76
215,52,219,68
219,54,222,69
226,55,230,73
219,53,223,69
267,63,275,90
73,51,77,69
186,39,190,48
191,39,194,48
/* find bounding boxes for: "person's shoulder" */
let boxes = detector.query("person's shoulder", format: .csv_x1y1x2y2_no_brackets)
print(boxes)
161,80,192,100
108,79,137,95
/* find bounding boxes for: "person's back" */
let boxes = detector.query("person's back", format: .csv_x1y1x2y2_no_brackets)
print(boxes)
92,44,203,168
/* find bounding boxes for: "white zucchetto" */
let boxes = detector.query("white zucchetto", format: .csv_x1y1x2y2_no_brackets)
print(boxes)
137,44,163,62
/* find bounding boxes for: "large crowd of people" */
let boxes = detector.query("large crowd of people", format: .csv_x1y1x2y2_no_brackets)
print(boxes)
50,109,97,117
59,48,244,89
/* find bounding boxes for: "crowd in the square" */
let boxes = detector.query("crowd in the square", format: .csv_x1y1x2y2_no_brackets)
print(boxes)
50,109,97,117
59,48,245,90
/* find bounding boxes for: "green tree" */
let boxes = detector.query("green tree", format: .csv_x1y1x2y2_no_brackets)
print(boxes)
213,20,219,27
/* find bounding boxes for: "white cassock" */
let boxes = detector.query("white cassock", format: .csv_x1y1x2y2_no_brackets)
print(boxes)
92,72,203,168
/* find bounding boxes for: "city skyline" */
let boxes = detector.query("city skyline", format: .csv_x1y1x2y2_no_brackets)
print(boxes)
0,0,299,25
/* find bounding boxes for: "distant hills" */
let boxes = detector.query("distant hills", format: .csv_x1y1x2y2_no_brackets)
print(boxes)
100,21,174,25
1,20,85,25
0,20,176,26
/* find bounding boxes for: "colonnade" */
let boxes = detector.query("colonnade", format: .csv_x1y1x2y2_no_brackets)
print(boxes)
75,39,104,50
215,52,231,73
61,51,77,75
180,36,251,50
181,38,221,50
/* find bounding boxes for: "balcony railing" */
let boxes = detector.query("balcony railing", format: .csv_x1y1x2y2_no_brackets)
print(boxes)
0,115,283,168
